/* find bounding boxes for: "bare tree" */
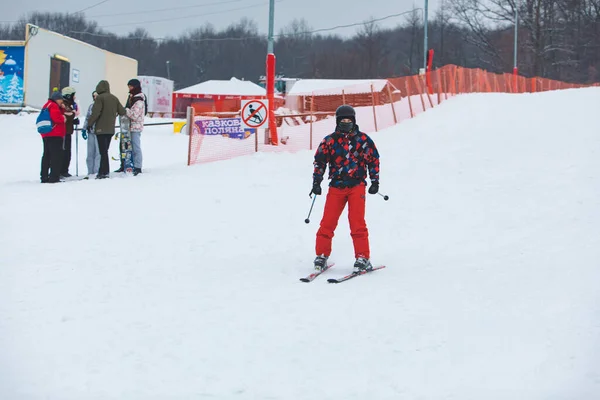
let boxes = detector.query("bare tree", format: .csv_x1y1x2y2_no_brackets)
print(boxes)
355,19,387,77
1,9,596,84
276,18,314,77
404,7,423,73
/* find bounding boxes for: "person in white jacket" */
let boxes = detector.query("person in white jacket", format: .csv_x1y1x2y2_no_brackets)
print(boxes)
124,79,146,175
82,91,101,177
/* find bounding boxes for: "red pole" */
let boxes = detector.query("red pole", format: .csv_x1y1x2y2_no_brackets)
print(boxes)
172,93,176,119
266,53,278,145
426,49,434,94
513,67,518,93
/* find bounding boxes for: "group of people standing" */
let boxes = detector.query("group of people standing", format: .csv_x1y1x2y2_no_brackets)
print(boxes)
39,78,146,182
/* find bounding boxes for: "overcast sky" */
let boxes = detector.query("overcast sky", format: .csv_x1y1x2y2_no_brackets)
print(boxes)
3,0,441,39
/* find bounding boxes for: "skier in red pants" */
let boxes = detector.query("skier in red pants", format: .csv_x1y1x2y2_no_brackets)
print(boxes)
311,105,380,273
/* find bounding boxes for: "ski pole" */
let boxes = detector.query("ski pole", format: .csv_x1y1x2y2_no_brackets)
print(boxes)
378,192,389,201
305,195,317,224
75,123,79,177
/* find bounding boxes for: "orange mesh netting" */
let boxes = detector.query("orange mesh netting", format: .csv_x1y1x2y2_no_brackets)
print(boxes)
187,64,597,165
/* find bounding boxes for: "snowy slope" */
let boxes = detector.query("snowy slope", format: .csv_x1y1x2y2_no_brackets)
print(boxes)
1,88,599,399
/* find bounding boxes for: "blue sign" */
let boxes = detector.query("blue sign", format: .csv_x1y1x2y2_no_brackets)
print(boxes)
195,118,255,139
0,46,25,105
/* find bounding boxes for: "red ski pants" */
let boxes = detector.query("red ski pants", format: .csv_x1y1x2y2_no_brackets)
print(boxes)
316,183,370,259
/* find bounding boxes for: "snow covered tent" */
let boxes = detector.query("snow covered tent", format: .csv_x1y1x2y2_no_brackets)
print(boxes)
284,79,400,113
0,24,137,113
173,77,283,117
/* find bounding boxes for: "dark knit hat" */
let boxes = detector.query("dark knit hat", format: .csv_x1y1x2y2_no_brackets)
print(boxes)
50,91,63,101
127,79,141,88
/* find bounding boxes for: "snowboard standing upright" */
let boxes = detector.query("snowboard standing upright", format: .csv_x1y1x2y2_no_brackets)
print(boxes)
119,115,134,175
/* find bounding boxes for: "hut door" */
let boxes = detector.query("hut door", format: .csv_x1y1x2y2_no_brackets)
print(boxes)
49,56,70,97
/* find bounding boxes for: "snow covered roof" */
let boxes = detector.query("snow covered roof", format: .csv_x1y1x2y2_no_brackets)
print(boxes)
175,77,266,96
286,79,391,96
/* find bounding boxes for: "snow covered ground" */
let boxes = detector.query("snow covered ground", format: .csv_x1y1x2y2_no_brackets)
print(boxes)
1,88,599,399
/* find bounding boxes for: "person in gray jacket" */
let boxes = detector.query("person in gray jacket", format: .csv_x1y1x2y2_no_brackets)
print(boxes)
82,91,100,177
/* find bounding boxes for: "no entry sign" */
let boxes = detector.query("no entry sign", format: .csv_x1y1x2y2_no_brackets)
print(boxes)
241,99,269,129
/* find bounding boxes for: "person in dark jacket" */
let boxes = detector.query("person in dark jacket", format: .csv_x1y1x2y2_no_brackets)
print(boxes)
40,91,67,183
310,105,381,274
60,86,80,178
87,80,126,179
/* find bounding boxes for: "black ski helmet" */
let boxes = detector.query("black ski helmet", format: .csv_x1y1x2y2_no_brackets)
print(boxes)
335,104,356,125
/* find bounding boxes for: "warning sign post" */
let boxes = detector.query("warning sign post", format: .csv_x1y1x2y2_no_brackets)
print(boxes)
241,99,269,129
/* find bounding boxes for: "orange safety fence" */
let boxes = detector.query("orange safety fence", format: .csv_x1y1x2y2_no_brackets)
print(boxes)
187,64,598,165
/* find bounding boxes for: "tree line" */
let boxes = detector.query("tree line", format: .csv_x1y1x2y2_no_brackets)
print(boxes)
1,1,598,90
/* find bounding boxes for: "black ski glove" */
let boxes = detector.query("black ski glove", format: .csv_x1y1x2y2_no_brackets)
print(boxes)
73,118,80,125
368,182,379,195
310,182,322,196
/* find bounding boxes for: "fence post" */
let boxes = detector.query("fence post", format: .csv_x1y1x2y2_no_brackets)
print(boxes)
484,71,492,92
467,69,472,92
442,67,448,100
371,84,378,132
413,75,427,112
387,83,397,124
405,80,414,118
436,69,441,104
186,106,194,166
342,89,346,105
425,75,435,108
454,67,460,94
519,76,524,93
310,92,314,150
451,65,457,96
483,70,488,92
442,67,447,99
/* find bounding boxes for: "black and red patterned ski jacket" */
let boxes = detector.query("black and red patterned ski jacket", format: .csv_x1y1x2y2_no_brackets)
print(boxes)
313,125,380,189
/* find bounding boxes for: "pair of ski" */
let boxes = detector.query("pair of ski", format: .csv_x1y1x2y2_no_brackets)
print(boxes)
299,263,386,284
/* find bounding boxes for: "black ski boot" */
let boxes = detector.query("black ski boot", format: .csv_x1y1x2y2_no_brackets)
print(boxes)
353,257,373,274
314,255,328,271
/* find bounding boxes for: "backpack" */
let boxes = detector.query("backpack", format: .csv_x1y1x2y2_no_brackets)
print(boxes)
36,107,53,134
